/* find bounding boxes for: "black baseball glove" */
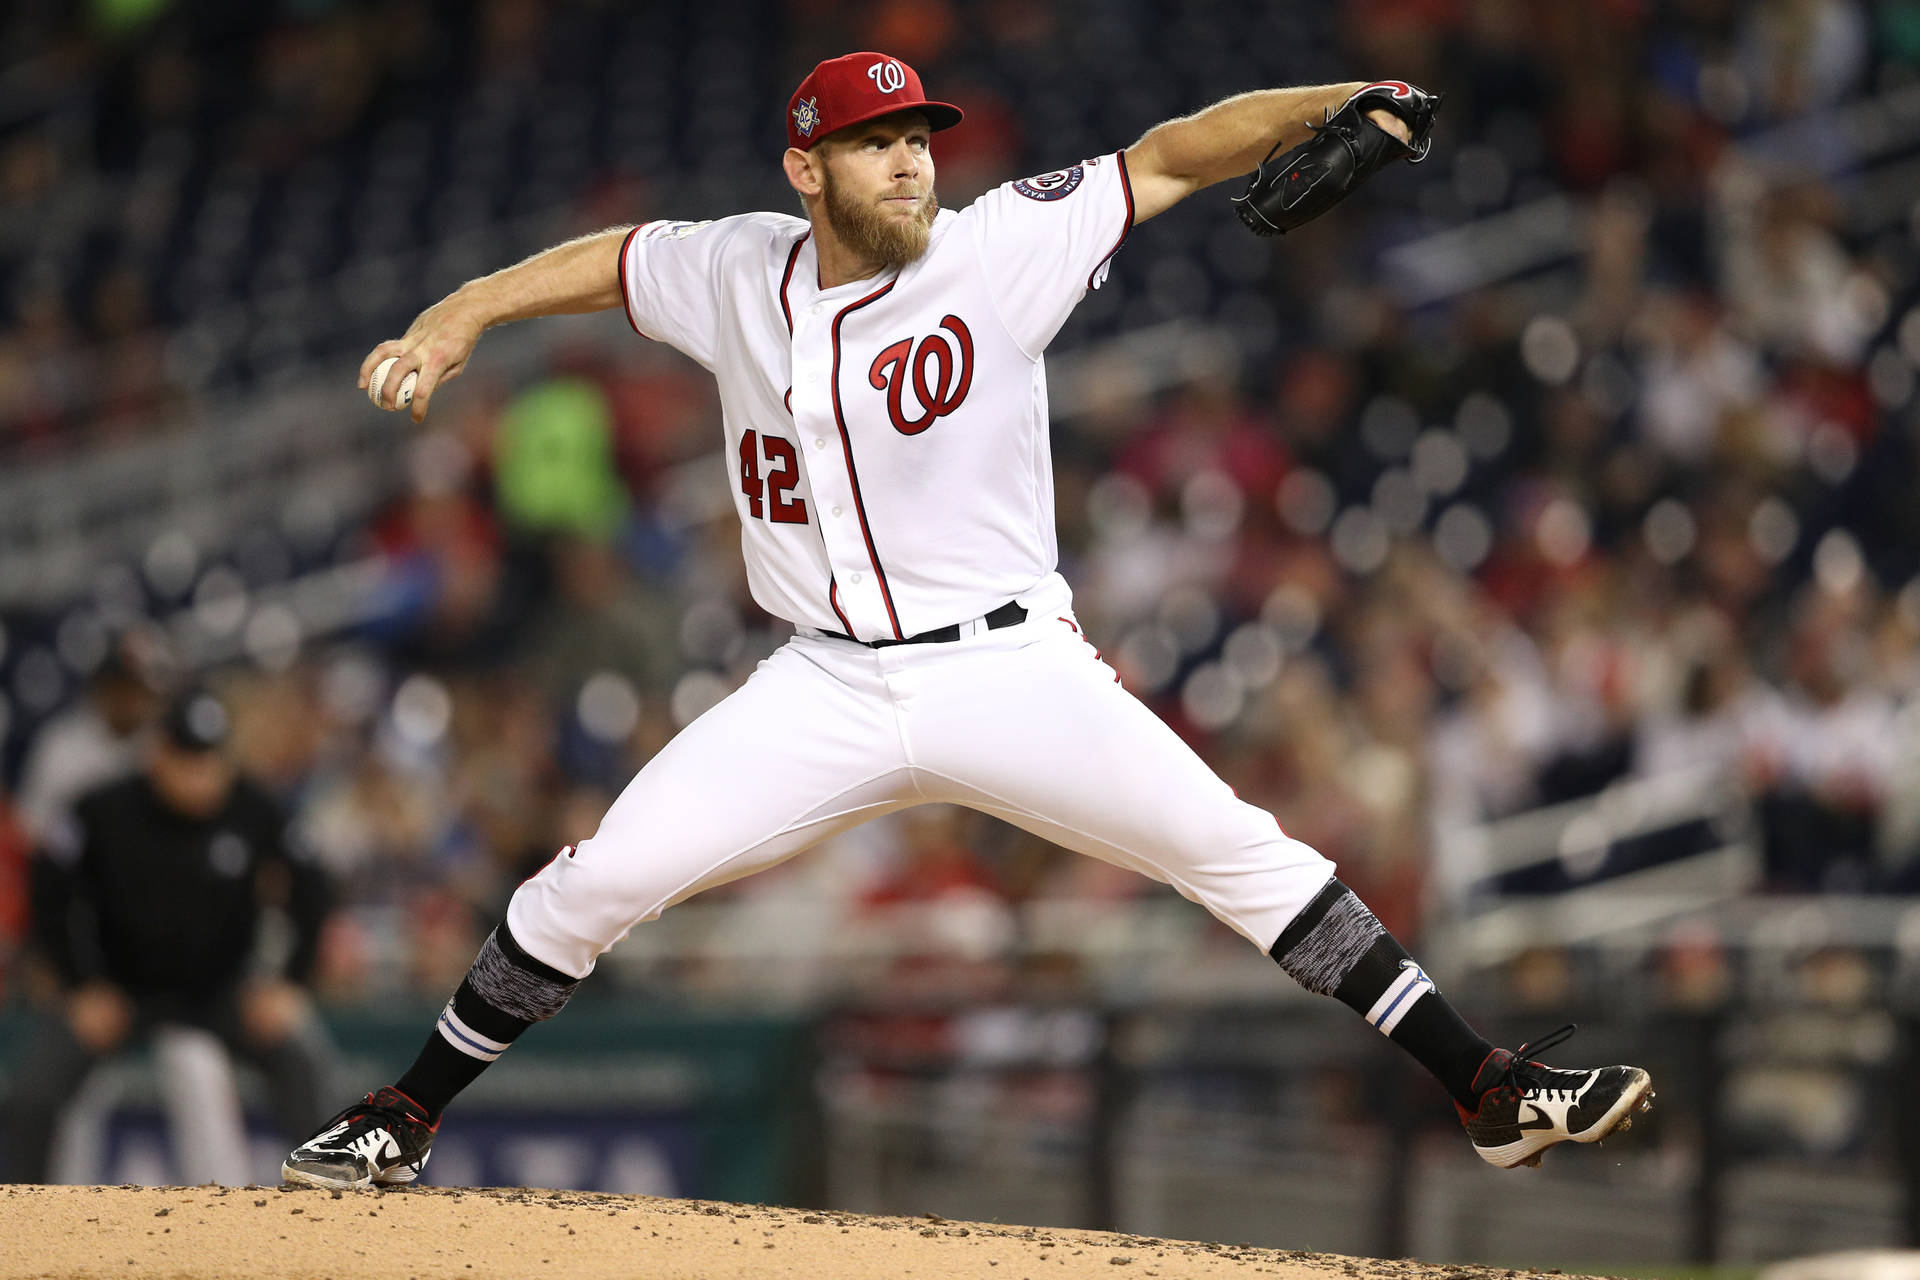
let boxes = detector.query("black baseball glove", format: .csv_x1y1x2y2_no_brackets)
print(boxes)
1232,81,1442,236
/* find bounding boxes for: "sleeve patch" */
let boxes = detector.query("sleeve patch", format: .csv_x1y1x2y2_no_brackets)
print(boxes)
1012,166,1084,201
642,220,714,240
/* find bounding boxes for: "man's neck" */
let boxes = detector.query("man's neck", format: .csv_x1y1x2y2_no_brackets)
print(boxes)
810,221,888,291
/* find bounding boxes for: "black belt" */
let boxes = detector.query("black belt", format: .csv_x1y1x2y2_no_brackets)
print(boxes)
829,600,1028,648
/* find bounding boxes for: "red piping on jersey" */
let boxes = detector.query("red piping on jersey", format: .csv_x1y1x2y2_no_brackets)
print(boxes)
617,223,663,339
1086,151,1135,292
829,580,855,636
781,232,852,640
778,233,807,335
829,277,906,640
782,234,847,627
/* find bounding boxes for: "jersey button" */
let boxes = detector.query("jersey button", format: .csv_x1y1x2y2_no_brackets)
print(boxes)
831,505,842,517
810,304,824,316
850,572,863,584
813,437,825,449
807,373,820,384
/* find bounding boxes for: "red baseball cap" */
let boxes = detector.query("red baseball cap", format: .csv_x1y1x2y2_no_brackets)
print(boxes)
786,52,963,152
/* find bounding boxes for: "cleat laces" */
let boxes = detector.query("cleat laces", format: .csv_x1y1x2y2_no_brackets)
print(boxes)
1498,1023,1586,1100
305,1094,427,1154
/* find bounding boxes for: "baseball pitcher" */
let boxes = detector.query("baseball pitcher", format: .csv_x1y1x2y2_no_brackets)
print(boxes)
285,52,1651,1190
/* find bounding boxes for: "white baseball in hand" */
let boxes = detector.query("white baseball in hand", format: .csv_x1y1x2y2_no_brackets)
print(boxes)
368,355,418,410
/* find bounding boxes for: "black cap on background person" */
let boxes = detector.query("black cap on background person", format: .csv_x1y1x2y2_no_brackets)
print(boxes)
159,686,231,754
149,686,236,818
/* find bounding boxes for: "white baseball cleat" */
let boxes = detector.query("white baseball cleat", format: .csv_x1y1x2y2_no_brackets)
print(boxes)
282,1086,438,1190
1456,1024,1654,1169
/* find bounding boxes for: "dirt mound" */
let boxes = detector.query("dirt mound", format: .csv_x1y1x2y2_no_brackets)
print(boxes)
0,1184,1614,1279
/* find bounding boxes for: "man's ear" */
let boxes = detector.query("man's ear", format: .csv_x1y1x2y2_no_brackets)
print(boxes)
784,147,824,200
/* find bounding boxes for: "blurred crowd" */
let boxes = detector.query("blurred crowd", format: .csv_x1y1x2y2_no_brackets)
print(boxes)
3,0,1920,1010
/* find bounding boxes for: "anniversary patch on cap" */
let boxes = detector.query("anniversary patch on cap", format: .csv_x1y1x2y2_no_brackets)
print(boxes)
785,52,963,152
792,96,820,140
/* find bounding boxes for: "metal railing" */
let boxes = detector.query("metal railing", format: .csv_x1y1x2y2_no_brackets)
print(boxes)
1428,766,1764,973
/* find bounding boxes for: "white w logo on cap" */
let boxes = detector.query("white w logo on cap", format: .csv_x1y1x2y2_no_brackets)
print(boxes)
867,59,907,93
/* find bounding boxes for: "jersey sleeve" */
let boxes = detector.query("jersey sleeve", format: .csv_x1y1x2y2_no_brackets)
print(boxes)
617,217,739,368
965,150,1136,357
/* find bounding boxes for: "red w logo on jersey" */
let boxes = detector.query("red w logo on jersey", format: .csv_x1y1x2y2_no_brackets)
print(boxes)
867,315,974,435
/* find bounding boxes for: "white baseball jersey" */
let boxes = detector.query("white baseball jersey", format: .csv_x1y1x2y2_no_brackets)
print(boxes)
500,149,1339,1002
617,153,1135,641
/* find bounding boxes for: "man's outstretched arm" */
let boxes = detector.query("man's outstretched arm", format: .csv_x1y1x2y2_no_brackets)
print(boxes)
360,226,632,423
1124,83,1412,224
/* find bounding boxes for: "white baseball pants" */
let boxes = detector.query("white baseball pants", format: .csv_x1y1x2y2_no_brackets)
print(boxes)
507,581,1336,978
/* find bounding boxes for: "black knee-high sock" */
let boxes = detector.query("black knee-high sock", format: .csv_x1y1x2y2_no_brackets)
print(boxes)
394,921,581,1122
1269,878,1493,1108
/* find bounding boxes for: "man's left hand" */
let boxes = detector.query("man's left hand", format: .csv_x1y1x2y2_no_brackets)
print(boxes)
1365,109,1412,146
1232,80,1442,237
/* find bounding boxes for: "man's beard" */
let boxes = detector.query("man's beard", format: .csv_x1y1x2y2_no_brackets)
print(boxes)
821,170,939,269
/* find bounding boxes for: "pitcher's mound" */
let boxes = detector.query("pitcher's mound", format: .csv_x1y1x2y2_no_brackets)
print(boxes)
0,1183,1613,1279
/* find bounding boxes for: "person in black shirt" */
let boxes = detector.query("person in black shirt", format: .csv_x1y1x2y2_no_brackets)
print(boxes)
2,686,336,1183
